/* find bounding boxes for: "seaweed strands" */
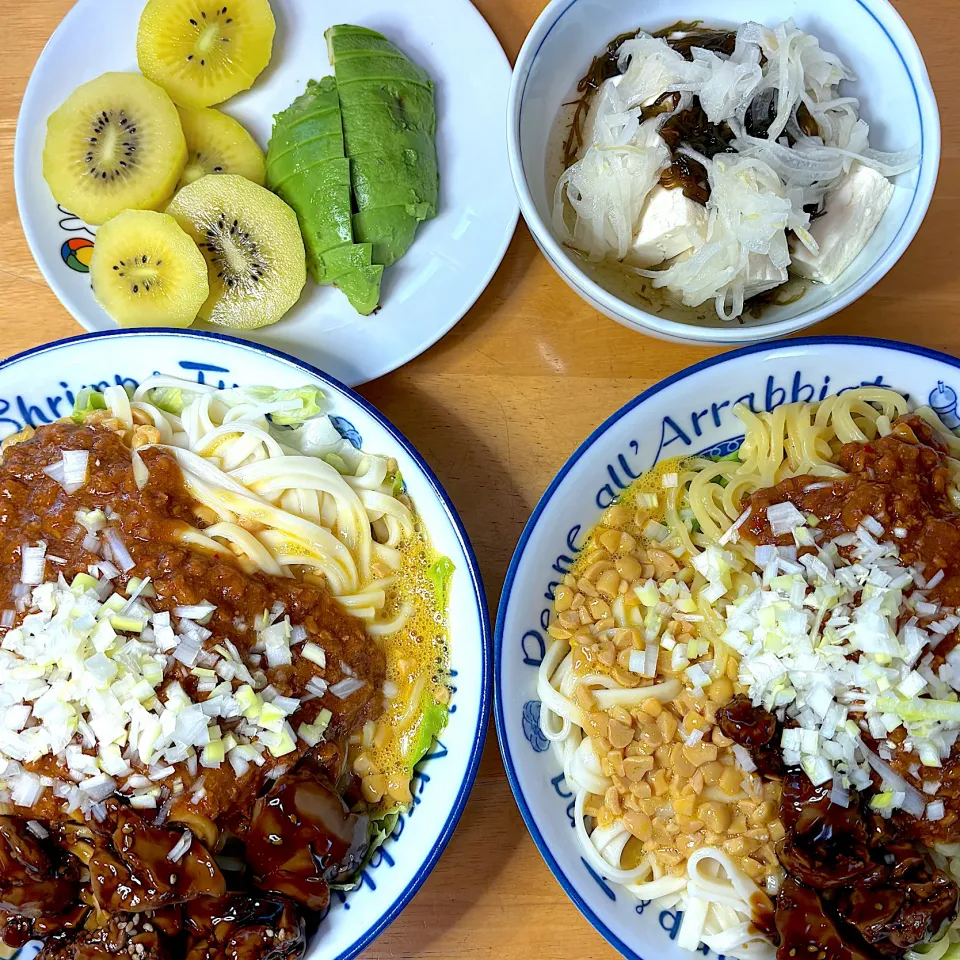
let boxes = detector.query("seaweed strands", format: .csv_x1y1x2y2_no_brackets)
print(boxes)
561,29,640,169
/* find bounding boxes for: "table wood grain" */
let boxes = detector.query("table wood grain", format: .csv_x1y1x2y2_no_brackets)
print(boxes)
2,0,958,956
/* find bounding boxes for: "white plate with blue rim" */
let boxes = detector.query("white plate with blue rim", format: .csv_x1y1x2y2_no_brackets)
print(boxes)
494,336,960,960
14,0,518,387
0,328,490,960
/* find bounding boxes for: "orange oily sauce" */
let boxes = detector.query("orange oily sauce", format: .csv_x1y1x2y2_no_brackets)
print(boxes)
353,518,451,805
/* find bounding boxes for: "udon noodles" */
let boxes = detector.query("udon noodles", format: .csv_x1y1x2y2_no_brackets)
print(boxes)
538,387,960,960
0,375,452,958
124,377,415,633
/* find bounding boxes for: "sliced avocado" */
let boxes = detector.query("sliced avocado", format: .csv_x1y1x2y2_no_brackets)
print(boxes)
266,77,381,311
320,241,374,282
326,24,439,270
277,159,354,276
336,264,385,316
353,207,419,269
351,152,437,220
266,77,344,161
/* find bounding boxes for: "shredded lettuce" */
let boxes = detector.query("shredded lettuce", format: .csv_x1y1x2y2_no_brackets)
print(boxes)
322,453,349,474
331,689,449,893
246,386,325,426
148,387,186,415
71,388,107,423
410,697,448,772
931,941,960,960
705,449,740,489
331,555,453,893
427,556,455,611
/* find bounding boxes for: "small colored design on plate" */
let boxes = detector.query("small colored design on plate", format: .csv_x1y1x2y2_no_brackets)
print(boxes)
60,236,94,273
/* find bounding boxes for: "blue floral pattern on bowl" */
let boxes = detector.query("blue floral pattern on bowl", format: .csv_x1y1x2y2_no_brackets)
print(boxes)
929,381,960,428
522,700,550,752
331,415,363,449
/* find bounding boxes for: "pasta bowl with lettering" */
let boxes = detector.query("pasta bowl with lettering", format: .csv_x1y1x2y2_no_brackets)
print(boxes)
0,328,489,960
496,337,960,960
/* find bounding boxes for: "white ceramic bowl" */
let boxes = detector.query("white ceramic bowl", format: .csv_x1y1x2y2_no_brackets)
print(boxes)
507,0,941,345
495,335,960,960
14,0,518,387
0,329,490,960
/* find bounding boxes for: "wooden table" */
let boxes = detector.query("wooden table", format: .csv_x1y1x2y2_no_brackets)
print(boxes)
1,0,957,956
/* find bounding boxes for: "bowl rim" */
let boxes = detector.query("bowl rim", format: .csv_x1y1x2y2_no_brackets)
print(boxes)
505,0,942,344
0,326,492,960
493,334,960,960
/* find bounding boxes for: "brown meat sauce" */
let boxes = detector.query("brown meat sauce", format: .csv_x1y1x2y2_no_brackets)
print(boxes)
0,421,385,820
745,416,960,605
744,415,960,841
730,415,960,959
0,422,388,958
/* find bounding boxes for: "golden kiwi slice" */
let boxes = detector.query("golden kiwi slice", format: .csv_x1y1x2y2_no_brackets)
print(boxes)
176,105,266,190
166,174,305,329
90,209,209,327
137,0,276,108
43,72,187,226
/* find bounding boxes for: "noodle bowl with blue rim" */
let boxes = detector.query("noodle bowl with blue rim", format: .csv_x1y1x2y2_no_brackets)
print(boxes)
496,339,960,960
0,330,489,960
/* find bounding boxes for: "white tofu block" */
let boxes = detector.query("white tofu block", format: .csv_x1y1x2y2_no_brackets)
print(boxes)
625,186,709,268
744,254,789,300
790,163,895,285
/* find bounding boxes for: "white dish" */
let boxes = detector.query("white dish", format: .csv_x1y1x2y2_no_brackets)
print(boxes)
495,335,960,960
14,0,518,386
0,328,490,960
507,0,940,345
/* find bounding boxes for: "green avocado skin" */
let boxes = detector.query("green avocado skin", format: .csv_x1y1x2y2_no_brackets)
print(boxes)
326,24,439,268
266,77,382,315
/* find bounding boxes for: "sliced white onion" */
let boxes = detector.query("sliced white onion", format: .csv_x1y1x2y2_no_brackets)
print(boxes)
766,502,806,536
104,528,135,573
21,543,47,586
173,635,202,667
861,744,926,818
228,752,250,777
174,603,216,623
131,448,150,490
62,450,89,490
330,677,365,699
11,773,43,808
719,507,752,546
167,830,193,863
733,745,757,773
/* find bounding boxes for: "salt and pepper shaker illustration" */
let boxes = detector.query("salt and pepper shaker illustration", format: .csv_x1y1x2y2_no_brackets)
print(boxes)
929,381,960,429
